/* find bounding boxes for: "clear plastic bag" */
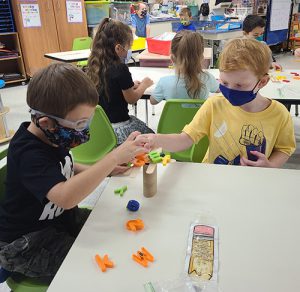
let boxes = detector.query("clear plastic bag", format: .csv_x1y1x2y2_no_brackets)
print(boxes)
144,212,220,292
144,274,220,292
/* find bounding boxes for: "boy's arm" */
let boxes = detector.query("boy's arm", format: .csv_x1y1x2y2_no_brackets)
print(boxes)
74,163,129,175
48,152,116,209
143,132,194,153
268,151,289,167
74,163,89,174
47,132,148,209
240,151,289,168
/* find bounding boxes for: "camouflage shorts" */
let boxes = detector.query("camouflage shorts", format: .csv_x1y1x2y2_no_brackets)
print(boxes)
0,208,90,279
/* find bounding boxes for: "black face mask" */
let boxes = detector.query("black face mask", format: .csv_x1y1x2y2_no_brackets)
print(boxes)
141,9,147,17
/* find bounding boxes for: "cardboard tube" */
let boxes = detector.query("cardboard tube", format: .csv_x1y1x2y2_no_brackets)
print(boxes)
143,164,157,198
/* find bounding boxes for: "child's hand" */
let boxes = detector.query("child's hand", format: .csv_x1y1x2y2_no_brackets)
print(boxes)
240,151,272,168
295,48,300,57
110,165,130,176
112,131,149,165
133,80,141,89
142,77,154,88
137,133,157,151
272,62,282,71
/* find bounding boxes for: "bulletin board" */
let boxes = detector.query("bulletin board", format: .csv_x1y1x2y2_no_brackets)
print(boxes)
265,0,292,45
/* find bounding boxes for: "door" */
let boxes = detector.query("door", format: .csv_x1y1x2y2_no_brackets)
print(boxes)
10,0,60,76
53,0,88,51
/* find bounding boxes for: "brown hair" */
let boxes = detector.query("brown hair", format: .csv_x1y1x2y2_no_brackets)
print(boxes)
171,30,204,99
87,18,133,99
27,63,98,118
219,38,271,78
179,7,192,17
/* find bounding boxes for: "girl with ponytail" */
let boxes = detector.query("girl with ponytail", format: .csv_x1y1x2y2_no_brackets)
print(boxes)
87,18,154,145
150,30,219,104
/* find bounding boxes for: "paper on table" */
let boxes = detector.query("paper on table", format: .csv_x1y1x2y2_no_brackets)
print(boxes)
78,178,110,209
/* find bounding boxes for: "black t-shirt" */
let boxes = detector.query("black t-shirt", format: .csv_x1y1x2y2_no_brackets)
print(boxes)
99,63,134,123
0,122,79,243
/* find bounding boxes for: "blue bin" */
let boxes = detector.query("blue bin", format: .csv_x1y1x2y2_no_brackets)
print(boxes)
211,15,225,21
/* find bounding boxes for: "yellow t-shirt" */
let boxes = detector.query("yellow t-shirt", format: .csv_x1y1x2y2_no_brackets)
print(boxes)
183,95,296,165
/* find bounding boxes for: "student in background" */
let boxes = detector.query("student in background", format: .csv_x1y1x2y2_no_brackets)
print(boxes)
243,15,282,70
0,63,148,281
87,18,154,146
150,30,218,105
141,39,295,167
177,7,196,32
131,2,150,38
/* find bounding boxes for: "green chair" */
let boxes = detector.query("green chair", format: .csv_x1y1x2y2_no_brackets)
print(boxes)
0,148,49,292
6,277,48,292
157,99,209,163
72,36,93,67
72,105,117,165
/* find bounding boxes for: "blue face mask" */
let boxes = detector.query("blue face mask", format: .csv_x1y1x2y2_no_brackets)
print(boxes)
36,118,90,149
219,80,261,106
255,35,264,41
122,49,132,64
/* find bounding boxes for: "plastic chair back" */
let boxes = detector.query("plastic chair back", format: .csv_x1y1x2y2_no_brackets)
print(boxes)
72,37,92,51
72,106,117,165
157,99,209,163
6,277,48,292
72,37,92,67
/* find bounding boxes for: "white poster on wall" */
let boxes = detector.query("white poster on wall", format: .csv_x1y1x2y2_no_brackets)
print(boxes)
20,3,41,28
270,0,291,31
66,1,83,23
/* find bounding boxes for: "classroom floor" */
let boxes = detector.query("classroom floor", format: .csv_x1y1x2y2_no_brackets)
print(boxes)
0,52,299,290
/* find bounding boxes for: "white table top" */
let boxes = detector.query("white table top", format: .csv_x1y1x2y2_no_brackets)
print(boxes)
48,163,300,292
44,48,144,63
129,67,300,102
200,29,243,41
44,49,91,62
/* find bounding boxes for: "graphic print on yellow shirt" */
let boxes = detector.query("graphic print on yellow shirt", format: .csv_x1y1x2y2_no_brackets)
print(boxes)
213,122,266,165
183,95,296,165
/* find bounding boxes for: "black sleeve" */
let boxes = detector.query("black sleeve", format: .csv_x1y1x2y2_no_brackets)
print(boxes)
117,64,134,90
19,150,69,203
272,54,276,62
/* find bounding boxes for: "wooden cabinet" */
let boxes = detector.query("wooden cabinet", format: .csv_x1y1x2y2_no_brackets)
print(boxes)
10,0,88,77
0,32,26,84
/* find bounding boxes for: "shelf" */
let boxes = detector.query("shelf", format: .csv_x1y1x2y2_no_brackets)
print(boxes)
4,77,26,84
0,56,20,61
0,32,27,83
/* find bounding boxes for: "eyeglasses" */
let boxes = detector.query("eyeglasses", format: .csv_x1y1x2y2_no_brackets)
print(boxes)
29,108,93,131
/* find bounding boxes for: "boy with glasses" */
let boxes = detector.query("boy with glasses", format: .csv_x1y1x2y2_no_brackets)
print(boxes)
0,63,148,281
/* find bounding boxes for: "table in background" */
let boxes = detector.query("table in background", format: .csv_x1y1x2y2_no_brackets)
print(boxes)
198,29,243,66
138,48,213,68
47,163,300,292
129,68,300,122
44,48,145,63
